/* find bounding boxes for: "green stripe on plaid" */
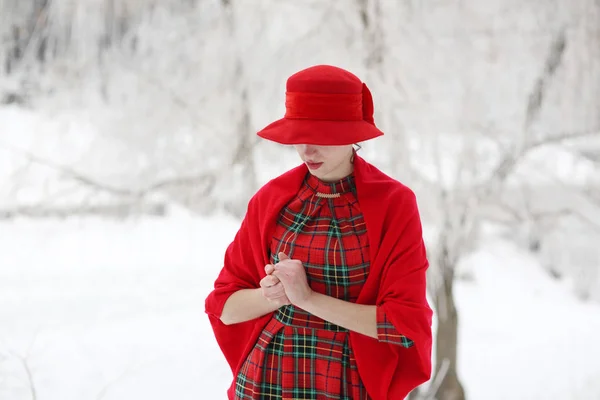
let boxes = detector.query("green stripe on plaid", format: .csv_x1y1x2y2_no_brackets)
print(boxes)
275,305,348,332
376,306,415,348
235,320,368,399
235,173,372,399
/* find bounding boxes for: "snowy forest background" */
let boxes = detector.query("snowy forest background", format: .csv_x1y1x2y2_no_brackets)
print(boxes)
1,0,600,399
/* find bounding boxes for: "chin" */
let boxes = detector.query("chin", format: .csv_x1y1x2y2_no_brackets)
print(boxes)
314,172,335,182
310,170,327,179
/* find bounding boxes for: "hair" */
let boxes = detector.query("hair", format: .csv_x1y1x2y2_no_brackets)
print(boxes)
350,143,361,163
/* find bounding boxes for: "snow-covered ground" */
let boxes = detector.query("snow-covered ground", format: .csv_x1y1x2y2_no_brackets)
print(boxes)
2,0,599,396
1,211,599,400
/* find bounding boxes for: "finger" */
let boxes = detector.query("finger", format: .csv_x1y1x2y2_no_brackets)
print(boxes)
264,264,275,274
260,275,279,288
278,252,290,261
259,276,273,288
271,270,286,282
267,281,285,292
263,284,286,298
264,282,284,293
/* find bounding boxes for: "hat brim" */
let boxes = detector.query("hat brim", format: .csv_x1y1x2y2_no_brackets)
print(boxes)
256,118,384,145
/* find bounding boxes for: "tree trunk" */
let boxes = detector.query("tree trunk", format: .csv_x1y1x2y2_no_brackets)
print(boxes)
220,0,257,218
432,254,466,400
227,84,258,218
356,0,410,179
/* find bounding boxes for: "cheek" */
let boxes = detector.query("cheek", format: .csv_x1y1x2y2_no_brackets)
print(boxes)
333,149,349,164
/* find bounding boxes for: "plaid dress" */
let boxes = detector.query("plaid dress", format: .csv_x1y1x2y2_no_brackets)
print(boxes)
235,173,413,400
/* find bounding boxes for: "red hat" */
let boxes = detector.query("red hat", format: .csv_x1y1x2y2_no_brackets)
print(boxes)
256,65,384,145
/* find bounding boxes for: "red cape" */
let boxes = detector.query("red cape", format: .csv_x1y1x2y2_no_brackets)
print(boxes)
205,155,433,399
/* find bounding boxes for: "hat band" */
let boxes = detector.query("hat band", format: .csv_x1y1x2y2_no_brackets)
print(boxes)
285,92,363,121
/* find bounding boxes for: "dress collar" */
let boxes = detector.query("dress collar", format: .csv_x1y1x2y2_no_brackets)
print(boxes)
305,173,356,198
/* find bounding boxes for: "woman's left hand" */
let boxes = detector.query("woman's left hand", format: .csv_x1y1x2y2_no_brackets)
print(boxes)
272,252,314,307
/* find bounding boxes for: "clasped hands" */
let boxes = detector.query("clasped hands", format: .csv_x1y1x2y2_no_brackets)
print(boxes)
259,252,313,307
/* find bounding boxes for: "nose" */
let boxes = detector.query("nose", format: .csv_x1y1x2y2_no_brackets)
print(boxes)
300,144,317,155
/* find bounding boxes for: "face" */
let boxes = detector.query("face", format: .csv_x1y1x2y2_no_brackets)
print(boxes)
294,144,354,182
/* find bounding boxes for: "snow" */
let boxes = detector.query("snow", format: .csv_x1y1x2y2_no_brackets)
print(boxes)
0,106,123,208
456,236,600,399
1,213,599,400
1,1,599,397
0,209,235,400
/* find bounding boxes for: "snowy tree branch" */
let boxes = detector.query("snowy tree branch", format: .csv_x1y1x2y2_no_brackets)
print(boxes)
484,129,599,191
0,140,216,200
524,28,567,130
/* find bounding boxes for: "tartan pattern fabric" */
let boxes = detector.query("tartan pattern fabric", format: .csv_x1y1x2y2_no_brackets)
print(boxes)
376,306,415,348
235,173,411,399
235,318,367,400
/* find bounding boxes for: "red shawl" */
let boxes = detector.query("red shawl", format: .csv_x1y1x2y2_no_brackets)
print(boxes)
204,155,433,399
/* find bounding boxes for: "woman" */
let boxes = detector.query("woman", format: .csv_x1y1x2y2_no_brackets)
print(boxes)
205,65,433,400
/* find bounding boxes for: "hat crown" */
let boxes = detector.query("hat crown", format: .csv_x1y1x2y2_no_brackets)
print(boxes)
286,65,363,94
256,64,384,145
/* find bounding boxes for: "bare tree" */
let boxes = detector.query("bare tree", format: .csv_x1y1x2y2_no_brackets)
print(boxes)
0,332,41,400
218,0,259,218
421,23,599,400
356,0,412,181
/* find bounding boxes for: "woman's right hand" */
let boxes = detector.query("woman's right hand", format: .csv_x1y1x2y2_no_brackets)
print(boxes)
260,264,291,306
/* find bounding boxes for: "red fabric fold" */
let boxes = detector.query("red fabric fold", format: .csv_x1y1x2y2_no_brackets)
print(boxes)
285,91,363,121
204,155,433,400
362,83,375,125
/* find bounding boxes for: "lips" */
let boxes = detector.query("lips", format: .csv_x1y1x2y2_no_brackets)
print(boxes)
306,161,323,170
